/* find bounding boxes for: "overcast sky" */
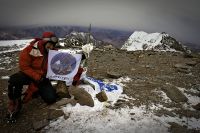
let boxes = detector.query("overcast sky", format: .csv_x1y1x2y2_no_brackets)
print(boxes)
0,0,199,44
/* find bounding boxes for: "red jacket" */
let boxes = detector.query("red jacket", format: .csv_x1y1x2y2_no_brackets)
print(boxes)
20,38,49,103
19,38,48,81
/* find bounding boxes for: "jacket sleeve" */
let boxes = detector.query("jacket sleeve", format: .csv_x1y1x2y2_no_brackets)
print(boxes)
19,47,42,81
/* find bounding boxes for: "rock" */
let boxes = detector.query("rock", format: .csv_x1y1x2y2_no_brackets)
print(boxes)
96,91,108,102
68,86,94,107
130,113,135,115
161,85,188,103
192,84,200,91
176,68,191,74
193,103,200,111
185,61,197,66
48,109,64,120
169,122,188,133
174,63,192,74
55,81,71,98
32,119,49,131
106,71,121,79
64,113,70,120
174,63,191,69
49,98,77,109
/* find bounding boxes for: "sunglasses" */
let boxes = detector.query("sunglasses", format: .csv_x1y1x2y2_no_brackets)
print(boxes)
43,36,58,43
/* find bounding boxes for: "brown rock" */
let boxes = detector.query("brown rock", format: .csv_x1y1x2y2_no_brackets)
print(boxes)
49,98,77,109
176,68,191,74
107,71,121,79
55,81,71,98
69,86,94,107
174,63,191,69
96,91,108,102
161,85,188,103
169,122,187,133
193,103,200,111
64,113,70,120
32,119,49,131
185,61,197,66
48,109,64,120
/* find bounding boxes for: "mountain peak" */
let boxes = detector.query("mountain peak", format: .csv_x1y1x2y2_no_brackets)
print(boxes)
121,31,189,53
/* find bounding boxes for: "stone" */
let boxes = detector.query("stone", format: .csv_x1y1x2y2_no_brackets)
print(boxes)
169,122,188,133
55,81,71,98
32,119,49,131
106,71,121,79
161,85,188,103
176,68,191,74
192,84,200,91
185,61,197,66
174,63,191,70
96,91,108,102
49,98,77,109
64,113,70,120
193,103,200,111
68,86,94,107
48,109,64,120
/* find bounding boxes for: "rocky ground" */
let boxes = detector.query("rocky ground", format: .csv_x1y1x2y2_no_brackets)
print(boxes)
0,47,200,133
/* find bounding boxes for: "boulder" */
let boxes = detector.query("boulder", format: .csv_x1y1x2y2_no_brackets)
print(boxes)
185,61,198,66
49,98,77,109
174,64,191,69
68,86,94,107
96,91,108,102
174,63,191,74
169,122,188,133
107,71,121,79
193,103,200,111
161,85,188,103
55,81,71,98
47,109,64,120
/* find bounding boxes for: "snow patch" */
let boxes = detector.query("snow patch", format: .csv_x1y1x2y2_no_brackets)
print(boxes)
177,87,200,106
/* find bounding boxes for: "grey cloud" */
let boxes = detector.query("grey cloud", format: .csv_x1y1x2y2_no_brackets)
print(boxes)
0,0,199,44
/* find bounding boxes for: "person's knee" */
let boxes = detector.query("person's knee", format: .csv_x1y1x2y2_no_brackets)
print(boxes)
9,72,24,85
8,73,23,99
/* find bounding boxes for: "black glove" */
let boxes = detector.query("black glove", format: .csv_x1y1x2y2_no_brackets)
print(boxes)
36,76,48,85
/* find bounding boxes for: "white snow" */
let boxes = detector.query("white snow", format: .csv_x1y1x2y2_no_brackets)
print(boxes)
0,39,33,54
44,79,200,133
0,39,32,46
121,31,176,51
177,87,200,106
1,76,10,80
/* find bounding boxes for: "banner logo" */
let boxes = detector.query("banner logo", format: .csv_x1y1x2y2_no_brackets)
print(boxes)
50,52,76,75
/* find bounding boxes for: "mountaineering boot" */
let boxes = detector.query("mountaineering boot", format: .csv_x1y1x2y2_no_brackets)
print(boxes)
6,99,22,123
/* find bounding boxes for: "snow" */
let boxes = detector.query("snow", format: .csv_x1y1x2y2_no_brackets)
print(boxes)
121,31,176,51
0,39,33,54
177,87,200,106
46,102,170,133
1,76,10,80
0,39,33,46
44,78,200,133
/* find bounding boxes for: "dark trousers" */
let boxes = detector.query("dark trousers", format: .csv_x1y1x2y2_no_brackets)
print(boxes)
8,72,57,104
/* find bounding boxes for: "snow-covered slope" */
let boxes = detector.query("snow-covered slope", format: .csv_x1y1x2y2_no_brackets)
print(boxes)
121,31,187,52
0,39,33,53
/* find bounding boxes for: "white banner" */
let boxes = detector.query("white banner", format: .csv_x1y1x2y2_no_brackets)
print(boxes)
46,50,82,85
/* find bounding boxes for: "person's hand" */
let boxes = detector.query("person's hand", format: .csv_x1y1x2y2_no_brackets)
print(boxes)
35,76,47,85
